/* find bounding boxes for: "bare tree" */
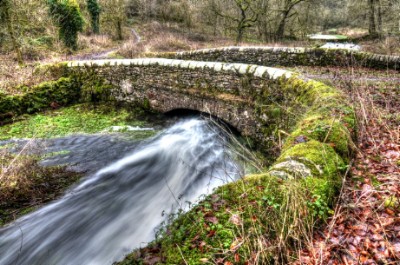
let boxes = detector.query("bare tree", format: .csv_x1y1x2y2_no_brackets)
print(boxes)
275,0,307,40
212,0,259,43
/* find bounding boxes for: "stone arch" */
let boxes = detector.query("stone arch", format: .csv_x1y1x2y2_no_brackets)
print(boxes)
163,108,242,136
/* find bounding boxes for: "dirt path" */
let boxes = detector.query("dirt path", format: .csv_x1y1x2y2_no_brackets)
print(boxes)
294,66,400,265
68,28,141,61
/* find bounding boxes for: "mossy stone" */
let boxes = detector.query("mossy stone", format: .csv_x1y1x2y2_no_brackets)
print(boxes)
276,140,345,180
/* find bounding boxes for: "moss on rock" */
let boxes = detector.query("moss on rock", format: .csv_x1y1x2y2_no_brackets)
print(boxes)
272,140,345,179
284,114,355,159
0,77,82,123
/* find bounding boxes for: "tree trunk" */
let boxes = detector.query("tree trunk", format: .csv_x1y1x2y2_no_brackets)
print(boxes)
116,20,123,40
236,25,244,44
236,7,246,44
94,16,100,34
276,10,289,40
377,0,382,36
368,0,378,37
3,1,23,65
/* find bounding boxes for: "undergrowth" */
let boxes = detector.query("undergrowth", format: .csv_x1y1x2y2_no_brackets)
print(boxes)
120,172,341,265
293,64,400,264
0,146,81,225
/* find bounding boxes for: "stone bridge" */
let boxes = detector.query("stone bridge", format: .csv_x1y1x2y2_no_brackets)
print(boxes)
65,46,398,144
59,48,359,259
67,58,296,147
65,55,355,181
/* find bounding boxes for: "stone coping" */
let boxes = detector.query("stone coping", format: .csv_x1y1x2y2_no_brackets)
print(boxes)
67,58,293,80
174,46,308,55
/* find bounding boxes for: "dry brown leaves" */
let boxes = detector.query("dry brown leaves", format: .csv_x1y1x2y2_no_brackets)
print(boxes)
295,66,400,265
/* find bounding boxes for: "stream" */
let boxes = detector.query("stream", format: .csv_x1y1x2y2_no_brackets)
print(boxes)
0,118,247,265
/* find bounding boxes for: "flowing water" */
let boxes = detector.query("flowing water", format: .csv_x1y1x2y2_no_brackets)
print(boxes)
0,119,247,265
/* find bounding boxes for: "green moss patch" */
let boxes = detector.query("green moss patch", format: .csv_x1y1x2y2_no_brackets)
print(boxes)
0,77,82,124
284,115,354,158
121,172,339,264
0,104,151,140
276,140,345,178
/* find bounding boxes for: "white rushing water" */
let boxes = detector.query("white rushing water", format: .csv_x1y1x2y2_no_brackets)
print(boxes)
0,119,244,265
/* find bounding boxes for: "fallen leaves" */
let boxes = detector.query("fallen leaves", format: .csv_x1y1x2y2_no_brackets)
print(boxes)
204,215,219,224
294,66,400,265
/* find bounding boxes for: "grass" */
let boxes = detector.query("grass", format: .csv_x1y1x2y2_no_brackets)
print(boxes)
119,173,330,265
0,103,153,140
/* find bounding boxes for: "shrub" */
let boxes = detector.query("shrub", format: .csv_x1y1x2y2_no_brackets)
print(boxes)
86,0,101,34
47,0,84,50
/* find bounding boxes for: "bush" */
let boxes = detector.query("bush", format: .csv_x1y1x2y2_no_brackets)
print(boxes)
47,0,84,50
86,0,101,34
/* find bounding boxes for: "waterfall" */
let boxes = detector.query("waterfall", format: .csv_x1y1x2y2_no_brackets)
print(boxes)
0,119,244,265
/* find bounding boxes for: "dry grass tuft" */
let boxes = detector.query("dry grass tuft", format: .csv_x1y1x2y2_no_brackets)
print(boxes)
117,29,200,58
77,34,115,52
0,55,59,94
147,33,193,52
0,143,81,225
360,36,400,55
1,150,37,202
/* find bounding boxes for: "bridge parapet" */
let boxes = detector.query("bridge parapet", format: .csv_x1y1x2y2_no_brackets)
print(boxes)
151,46,400,70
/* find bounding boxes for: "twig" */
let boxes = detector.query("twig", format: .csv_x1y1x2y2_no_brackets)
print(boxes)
176,244,188,265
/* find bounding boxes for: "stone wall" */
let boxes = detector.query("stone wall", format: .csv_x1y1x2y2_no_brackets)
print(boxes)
154,47,400,70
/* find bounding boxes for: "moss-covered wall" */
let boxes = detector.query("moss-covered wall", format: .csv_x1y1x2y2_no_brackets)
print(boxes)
0,77,82,125
151,47,400,70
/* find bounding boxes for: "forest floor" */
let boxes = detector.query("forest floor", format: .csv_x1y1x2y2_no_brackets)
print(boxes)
293,66,400,264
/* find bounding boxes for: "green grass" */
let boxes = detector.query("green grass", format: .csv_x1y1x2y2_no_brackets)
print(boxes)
120,174,329,265
0,103,151,140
